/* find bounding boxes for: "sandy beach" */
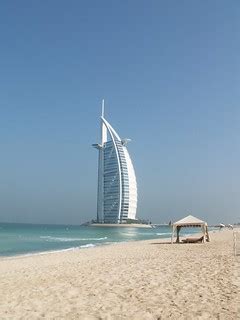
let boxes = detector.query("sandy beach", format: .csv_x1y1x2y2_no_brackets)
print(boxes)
0,229,239,319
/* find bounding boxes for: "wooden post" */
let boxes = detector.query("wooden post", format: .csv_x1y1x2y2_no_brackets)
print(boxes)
206,226,210,242
171,226,175,244
176,226,181,243
202,225,205,243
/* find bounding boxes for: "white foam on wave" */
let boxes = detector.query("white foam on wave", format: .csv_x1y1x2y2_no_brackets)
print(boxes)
156,232,172,236
79,244,96,248
40,236,108,242
2,243,101,260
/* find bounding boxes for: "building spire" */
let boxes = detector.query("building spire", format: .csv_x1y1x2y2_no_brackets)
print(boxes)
101,99,107,144
101,99,105,118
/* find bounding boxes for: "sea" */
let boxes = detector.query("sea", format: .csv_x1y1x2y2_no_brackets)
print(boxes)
0,223,205,257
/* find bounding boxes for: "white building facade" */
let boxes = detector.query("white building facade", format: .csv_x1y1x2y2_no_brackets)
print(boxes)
93,101,137,223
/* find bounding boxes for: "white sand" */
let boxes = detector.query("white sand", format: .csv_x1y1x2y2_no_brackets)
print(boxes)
0,230,239,319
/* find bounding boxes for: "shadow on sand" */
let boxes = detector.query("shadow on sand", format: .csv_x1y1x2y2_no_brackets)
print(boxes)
150,241,199,245
150,241,172,245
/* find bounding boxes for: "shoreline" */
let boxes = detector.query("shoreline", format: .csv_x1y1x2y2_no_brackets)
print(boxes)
0,229,215,260
0,229,239,319
0,236,171,261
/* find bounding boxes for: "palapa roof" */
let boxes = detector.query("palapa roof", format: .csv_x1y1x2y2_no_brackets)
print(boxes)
173,215,207,227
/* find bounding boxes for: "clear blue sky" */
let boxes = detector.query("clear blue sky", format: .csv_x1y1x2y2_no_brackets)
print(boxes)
0,1,239,224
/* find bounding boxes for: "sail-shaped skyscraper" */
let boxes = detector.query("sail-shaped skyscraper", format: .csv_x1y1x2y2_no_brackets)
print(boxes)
92,101,137,223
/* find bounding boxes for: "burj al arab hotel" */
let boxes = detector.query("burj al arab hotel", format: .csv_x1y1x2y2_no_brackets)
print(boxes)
92,101,137,224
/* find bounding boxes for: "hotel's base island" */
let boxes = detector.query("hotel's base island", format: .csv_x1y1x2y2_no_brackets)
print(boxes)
92,100,145,227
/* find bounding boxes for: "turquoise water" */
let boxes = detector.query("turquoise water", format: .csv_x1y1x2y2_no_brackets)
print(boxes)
0,223,202,257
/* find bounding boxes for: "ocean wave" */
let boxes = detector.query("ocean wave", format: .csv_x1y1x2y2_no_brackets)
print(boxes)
40,236,108,242
3,247,79,259
156,232,172,236
4,243,99,259
79,244,96,248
